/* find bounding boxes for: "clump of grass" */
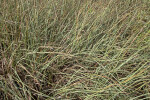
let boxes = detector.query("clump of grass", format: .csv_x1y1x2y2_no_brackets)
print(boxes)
0,0,150,99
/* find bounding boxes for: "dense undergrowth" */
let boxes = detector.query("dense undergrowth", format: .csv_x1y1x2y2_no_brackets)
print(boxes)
0,0,150,100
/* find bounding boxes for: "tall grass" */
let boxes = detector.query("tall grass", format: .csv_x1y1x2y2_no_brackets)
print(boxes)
0,0,150,99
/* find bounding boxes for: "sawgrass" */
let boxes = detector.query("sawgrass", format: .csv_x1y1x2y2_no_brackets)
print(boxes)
0,0,150,99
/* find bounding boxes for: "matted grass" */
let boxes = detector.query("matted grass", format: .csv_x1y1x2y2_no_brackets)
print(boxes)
0,0,150,99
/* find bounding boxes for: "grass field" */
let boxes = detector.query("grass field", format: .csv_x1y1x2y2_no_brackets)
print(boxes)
0,0,150,100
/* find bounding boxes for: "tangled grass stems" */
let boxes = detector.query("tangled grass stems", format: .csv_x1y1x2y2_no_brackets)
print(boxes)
0,0,150,99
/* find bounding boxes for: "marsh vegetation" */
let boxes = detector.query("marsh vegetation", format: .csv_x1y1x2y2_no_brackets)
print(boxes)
0,0,150,99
